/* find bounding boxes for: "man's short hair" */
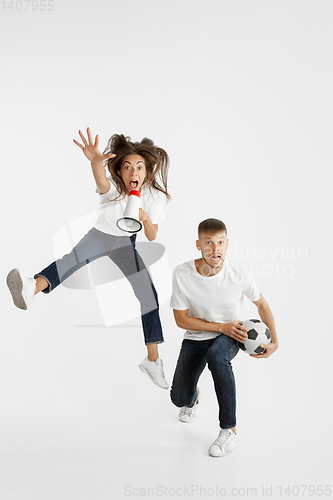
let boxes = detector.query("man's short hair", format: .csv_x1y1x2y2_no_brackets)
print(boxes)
198,218,227,237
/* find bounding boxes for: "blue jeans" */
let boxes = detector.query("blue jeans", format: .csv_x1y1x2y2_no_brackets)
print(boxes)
170,335,239,429
34,228,164,345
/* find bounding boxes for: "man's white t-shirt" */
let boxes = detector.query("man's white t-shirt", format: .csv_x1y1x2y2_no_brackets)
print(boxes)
170,259,261,341
94,178,165,236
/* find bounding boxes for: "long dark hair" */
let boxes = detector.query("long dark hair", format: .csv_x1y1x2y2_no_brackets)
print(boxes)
103,134,170,201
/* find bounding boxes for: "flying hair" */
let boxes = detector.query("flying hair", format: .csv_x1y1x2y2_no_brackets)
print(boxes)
103,134,170,201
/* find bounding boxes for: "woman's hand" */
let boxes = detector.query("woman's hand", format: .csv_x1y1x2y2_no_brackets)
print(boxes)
138,210,158,241
139,209,148,222
73,127,116,163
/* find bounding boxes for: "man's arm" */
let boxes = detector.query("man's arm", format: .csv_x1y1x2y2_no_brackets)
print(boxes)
251,293,279,358
173,309,248,343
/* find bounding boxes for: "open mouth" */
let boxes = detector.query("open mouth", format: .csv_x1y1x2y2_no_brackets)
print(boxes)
210,254,222,262
129,180,139,190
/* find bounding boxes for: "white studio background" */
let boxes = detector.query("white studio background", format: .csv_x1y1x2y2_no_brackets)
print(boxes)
0,1,331,499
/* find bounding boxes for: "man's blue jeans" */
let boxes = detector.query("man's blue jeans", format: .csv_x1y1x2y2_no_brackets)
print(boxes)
170,335,239,428
34,228,164,345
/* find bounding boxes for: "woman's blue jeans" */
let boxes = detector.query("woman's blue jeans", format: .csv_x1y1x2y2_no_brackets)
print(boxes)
34,228,164,345
170,335,239,428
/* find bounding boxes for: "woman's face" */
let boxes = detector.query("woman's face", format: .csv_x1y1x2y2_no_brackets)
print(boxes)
118,154,147,193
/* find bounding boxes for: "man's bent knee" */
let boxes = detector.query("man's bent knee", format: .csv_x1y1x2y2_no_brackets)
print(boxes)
170,388,192,408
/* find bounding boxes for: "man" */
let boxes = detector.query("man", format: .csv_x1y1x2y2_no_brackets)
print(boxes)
170,218,278,457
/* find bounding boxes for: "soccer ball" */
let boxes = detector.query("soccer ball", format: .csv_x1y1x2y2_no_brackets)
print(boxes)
238,319,271,355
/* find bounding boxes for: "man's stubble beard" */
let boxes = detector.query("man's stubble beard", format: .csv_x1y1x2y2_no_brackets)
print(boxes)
201,253,225,274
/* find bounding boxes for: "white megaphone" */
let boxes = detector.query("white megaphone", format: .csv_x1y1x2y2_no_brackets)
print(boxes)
116,190,142,233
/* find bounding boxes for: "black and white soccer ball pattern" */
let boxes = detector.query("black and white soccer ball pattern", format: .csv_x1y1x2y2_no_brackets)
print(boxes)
238,319,271,355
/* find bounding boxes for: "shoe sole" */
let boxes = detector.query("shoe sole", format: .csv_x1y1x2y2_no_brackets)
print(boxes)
6,269,27,310
138,364,169,390
179,415,196,423
208,440,240,458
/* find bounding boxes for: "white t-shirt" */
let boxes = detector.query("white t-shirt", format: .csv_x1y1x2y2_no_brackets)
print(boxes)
93,178,165,236
170,259,261,341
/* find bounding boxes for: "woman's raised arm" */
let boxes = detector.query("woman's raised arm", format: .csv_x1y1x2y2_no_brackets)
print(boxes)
73,127,116,194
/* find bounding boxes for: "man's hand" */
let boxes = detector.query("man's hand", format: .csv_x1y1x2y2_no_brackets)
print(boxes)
250,342,278,359
252,294,278,358
221,321,248,342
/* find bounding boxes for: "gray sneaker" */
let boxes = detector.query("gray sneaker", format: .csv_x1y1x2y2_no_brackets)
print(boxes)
6,269,36,310
139,357,169,389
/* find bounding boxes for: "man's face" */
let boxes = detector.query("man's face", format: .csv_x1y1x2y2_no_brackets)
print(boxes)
196,231,229,272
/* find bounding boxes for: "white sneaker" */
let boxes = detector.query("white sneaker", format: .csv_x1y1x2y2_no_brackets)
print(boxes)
179,388,200,423
6,269,36,310
139,357,169,389
208,428,240,457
